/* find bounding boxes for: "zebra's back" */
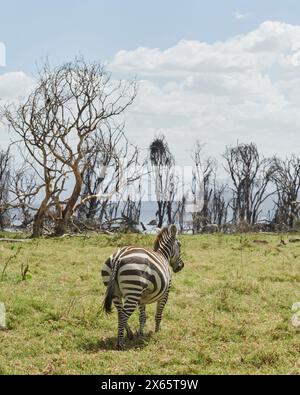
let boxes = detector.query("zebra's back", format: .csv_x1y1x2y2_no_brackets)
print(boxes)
101,246,171,304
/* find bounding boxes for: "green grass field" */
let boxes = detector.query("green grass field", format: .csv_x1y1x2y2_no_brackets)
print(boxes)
1,232,300,374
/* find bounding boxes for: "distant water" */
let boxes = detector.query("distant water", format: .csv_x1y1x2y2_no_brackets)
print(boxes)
7,201,190,231
140,201,157,225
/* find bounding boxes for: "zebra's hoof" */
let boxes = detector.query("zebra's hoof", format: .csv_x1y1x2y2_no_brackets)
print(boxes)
126,330,134,340
116,342,125,350
135,330,144,338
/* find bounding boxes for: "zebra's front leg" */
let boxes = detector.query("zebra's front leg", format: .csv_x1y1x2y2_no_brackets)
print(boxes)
137,304,147,337
155,289,170,333
113,297,134,349
116,296,139,350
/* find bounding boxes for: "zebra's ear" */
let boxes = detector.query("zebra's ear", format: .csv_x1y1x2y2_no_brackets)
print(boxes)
169,224,177,237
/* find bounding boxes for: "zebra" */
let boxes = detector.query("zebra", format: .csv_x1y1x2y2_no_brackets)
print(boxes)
101,224,184,349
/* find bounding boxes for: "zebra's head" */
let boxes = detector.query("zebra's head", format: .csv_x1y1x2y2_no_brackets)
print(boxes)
154,225,185,272
169,225,185,273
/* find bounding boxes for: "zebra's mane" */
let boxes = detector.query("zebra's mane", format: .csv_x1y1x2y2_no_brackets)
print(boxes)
153,227,170,251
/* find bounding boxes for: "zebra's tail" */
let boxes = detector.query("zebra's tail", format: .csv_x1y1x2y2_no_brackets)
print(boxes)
103,255,120,314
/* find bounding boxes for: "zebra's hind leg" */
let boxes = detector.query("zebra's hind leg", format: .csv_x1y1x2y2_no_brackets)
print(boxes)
155,289,170,333
113,297,134,348
137,305,147,337
116,296,139,349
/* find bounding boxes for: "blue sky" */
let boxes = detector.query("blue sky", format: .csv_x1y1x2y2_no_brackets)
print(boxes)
1,0,300,73
1,1,300,163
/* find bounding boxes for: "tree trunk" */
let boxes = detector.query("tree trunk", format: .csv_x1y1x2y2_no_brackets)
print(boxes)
54,168,83,236
31,215,44,238
156,201,167,228
0,212,4,230
30,195,50,238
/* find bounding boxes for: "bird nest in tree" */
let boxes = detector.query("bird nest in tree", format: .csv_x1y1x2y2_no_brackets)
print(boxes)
149,138,173,166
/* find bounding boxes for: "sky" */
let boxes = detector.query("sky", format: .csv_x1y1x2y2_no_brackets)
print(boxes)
1,0,300,165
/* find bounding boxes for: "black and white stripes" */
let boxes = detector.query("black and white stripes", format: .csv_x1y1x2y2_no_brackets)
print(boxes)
101,224,184,349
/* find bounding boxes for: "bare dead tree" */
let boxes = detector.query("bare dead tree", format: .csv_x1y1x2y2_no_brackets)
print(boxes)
8,165,38,229
121,197,141,228
3,59,137,237
210,181,229,227
149,135,176,228
100,200,121,231
0,147,11,229
76,125,140,227
270,155,300,229
0,149,45,232
173,195,186,232
121,190,142,232
166,171,184,226
191,141,216,233
224,143,274,227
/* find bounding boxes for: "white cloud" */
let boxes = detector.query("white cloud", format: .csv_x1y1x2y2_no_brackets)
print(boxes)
0,71,35,147
0,71,34,101
111,21,300,164
0,42,6,66
2,22,300,164
233,11,251,20
111,22,300,76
